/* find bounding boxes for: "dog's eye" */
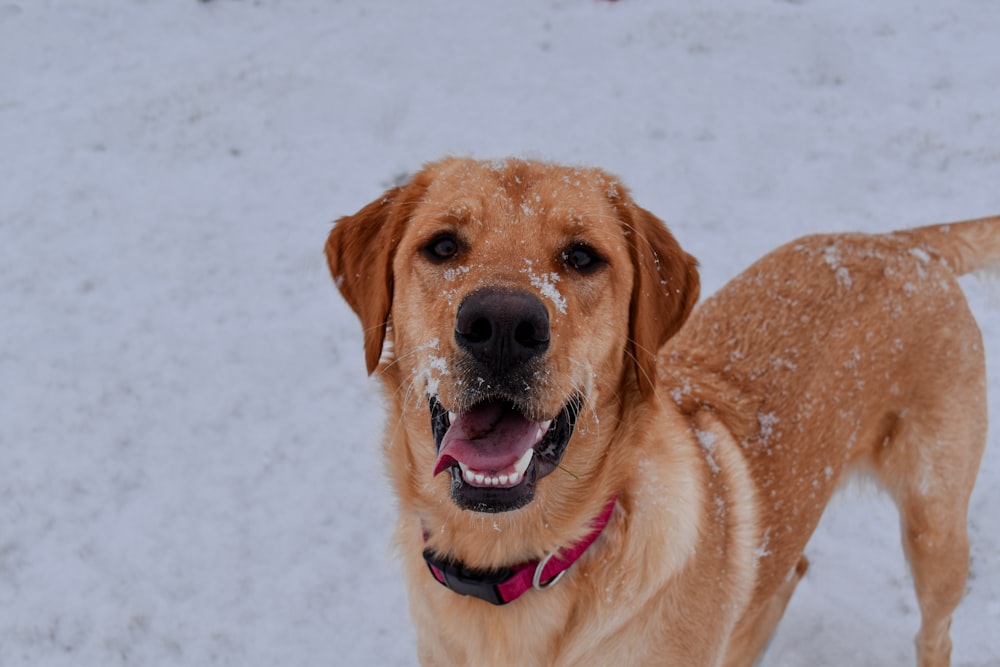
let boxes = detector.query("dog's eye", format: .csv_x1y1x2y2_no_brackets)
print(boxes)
424,234,460,262
562,244,604,273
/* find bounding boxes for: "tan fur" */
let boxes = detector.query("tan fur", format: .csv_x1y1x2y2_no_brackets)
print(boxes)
326,158,998,666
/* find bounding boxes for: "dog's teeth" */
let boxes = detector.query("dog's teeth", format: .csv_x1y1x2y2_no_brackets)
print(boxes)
514,449,534,476
540,419,553,430
448,411,458,424
460,461,527,487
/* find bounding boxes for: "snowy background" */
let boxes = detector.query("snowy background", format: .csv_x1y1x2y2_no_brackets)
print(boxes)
2,1,998,665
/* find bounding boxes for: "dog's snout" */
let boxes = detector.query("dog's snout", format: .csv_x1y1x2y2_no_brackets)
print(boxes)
455,289,550,374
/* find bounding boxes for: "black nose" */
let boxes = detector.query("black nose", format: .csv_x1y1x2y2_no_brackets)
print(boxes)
455,288,550,376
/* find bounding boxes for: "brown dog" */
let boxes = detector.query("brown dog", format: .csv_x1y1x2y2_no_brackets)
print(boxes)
326,157,998,666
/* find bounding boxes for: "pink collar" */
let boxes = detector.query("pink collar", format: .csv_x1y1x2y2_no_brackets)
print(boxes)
423,497,618,606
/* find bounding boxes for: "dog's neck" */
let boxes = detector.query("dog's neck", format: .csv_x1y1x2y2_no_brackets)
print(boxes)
421,496,618,606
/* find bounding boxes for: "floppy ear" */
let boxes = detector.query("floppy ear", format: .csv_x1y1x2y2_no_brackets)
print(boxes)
622,203,700,398
325,177,426,374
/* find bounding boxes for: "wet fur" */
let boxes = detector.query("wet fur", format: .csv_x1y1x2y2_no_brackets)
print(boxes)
326,157,998,666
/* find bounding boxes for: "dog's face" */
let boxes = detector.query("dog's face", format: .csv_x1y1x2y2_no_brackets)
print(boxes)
327,158,698,515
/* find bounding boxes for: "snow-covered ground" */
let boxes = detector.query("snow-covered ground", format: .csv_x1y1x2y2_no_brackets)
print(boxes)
2,1,998,665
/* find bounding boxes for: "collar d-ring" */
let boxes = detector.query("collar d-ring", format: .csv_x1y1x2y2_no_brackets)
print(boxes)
532,552,566,591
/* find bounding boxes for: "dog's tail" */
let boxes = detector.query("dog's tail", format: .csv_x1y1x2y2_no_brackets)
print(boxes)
901,215,1000,278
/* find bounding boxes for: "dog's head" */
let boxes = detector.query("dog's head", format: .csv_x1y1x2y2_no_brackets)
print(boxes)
327,158,698,516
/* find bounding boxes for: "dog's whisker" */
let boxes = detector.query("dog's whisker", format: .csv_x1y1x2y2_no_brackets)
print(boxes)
374,344,426,375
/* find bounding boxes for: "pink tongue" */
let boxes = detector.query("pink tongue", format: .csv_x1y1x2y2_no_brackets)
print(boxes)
433,401,539,476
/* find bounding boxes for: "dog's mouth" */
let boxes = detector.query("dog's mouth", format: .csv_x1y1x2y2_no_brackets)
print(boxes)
429,395,582,513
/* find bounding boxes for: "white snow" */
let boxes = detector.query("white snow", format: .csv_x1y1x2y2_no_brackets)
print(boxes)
1,1,998,666
442,265,470,281
522,260,568,315
695,429,721,475
909,246,932,264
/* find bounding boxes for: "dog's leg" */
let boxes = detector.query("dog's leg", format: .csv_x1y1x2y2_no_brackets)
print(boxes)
892,449,985,667
721,555,809,667
874,407,987,667
899,498,968,667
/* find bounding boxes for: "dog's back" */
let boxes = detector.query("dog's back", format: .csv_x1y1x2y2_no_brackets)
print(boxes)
664,216,1000,666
